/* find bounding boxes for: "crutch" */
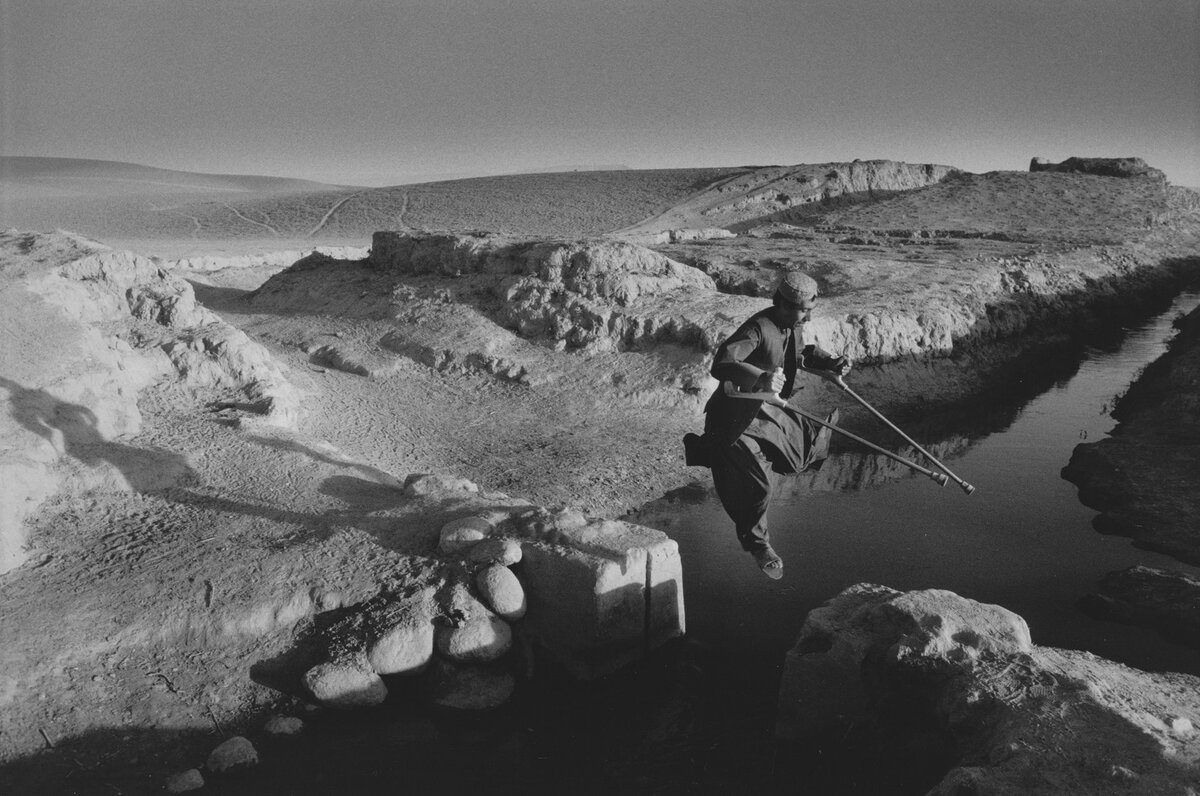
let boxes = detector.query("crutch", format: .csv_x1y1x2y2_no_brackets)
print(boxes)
803,367,976,495
723,382,949,488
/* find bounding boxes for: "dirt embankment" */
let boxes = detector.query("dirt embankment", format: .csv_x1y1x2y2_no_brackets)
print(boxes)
1063,303,1200,565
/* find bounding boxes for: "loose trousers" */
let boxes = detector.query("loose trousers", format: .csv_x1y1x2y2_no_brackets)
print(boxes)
710,435,777,553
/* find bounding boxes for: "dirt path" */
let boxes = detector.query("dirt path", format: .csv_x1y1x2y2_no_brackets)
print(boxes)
307,192,363,238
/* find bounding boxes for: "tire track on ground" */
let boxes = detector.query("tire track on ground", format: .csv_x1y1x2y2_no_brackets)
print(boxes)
396,191,410,230
220,202,280,236
150,208,202,239
308,192,363,237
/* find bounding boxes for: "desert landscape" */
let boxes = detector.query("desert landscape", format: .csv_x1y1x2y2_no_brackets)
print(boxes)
1,151,1199,794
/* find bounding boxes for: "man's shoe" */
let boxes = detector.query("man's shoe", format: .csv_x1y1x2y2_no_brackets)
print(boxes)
684,433,712,468
752,546,784,580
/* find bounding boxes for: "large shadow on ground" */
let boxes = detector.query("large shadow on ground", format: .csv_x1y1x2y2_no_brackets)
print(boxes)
0,376,197,492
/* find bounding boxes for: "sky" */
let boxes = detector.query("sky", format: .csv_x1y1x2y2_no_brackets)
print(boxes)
2,0,1198,188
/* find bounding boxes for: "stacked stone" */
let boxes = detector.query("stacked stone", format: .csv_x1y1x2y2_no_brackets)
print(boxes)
295,473,683,707
301,503,538,712
429,514,528,710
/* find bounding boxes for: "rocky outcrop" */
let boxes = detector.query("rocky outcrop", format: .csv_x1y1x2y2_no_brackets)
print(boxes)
778,585,1200,794
0,230,303,573
1030,156,1167,181
51,244,303,426
653,228,738,244
370,231,718,352
616,160,957,235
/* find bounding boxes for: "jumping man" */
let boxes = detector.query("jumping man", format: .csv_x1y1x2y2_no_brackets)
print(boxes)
685,271,852,579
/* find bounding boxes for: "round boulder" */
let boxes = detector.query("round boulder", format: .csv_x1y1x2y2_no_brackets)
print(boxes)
303,661,388,709
435,611,512,663
206,736,258,774
476,565,527,621
465,537,522,567
427,660,516,710
439,516,493,554
367,619,435,675
264,715,304,736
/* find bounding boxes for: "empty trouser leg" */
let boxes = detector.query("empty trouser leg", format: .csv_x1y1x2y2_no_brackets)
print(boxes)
710,436,776,552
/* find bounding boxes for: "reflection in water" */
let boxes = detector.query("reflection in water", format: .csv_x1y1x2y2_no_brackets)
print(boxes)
634,291,1200,682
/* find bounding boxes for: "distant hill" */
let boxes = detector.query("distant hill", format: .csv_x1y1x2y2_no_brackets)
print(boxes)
0,156,350,198
0,160,741,243
0,155,1186,250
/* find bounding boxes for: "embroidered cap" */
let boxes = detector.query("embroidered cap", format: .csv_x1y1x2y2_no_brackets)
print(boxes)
775,271,818,306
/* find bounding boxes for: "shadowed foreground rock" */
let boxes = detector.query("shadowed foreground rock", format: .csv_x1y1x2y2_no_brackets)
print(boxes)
1080,565,1200,649
778,585,1200,794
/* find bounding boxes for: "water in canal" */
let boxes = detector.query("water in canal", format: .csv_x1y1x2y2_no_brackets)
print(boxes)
634,290,1200,681
592,288,1200,792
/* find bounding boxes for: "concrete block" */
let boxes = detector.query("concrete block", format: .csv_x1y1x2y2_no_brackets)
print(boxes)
518,543,645,679
646,535,686,648
516,519,685,679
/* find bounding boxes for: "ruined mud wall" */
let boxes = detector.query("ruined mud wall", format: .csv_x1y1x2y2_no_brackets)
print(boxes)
1030,156,1167,181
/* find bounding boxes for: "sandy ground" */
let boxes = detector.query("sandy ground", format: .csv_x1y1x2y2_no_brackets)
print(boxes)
3,160,1200,794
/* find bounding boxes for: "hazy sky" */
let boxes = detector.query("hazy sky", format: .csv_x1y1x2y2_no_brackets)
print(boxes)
3,0,1198,187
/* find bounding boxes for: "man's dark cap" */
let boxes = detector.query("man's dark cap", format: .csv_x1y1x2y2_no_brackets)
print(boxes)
775,271,818,305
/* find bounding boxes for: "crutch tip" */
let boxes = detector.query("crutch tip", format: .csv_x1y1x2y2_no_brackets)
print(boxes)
933,473,949,487
961,483,976,495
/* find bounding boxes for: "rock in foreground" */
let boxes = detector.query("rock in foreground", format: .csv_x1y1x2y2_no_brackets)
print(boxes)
779,584,1200,794
1079,565,1200,649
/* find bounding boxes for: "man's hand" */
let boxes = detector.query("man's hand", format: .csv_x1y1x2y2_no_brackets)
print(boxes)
806,357,853,383
754,367,787,395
